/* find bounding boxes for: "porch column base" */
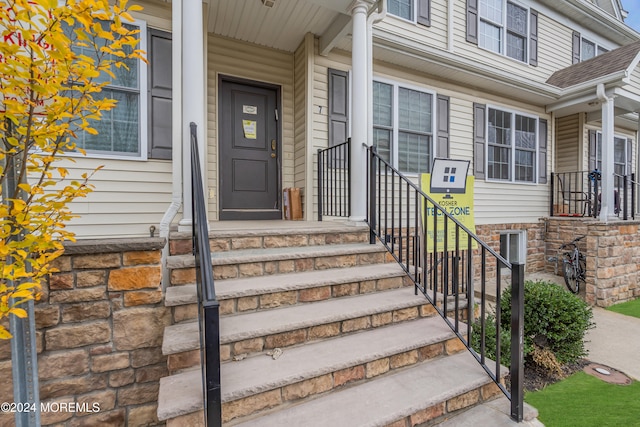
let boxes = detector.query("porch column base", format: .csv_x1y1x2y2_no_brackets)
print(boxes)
178,219,193,233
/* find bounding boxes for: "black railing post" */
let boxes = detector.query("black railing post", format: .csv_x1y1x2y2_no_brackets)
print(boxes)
317,149,323,221
623,174,628,220
369,146,377,244
632,173,636,220
510,263,525,422
204,301,222,427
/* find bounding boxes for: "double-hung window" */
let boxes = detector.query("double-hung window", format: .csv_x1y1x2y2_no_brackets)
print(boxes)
64,20,147,158
388,0,431,25
581,37,608,61
487,107,537,183
479,0,529,62
373,81,434,174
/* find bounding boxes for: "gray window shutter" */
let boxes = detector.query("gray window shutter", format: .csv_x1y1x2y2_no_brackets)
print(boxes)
417,0,431,26
572,31,581,64
538,119,547,183
473,103,486,178
328,68,349,147
530,10,538,66
467,0,478,44
148,29,172,160
436,95,449,159
588,129,597,170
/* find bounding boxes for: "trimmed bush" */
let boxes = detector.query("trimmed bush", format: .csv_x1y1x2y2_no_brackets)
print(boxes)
501,280,593,365
472,280,593,368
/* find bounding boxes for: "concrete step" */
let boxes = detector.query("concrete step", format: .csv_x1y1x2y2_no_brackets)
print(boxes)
161,287,440,364
157,316,467,423
165,263,410,322
433,396,541,427
168,223,370,255
168,243,392,285
229,351,500,426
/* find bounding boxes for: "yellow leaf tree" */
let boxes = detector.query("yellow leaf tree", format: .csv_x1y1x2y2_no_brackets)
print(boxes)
0,0,145,338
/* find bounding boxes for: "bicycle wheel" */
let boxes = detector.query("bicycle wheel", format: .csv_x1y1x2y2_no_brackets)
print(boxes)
563,260,580,294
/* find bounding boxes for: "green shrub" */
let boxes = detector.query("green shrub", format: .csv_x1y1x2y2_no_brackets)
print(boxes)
501,280,593,365
471,280,593,368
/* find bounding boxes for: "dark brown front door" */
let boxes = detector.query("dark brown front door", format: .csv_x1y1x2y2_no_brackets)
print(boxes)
219,78,280,220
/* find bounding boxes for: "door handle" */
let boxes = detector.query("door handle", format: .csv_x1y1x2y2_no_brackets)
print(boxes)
271,139,276,151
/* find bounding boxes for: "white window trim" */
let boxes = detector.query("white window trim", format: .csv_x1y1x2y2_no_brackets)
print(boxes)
478,0,530,64
484,104,539,185
65,18,148,161
372,76,437,176
595,131,630,174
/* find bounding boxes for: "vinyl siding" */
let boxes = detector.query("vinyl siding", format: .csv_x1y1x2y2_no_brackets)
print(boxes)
451,1,573,84
625,66,640,99
206,35,295,220
310,51,552,225
63,3,173,238
556,114,581,173
376,0,449,51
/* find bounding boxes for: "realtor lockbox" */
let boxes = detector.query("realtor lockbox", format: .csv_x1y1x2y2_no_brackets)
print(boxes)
283,188,302,220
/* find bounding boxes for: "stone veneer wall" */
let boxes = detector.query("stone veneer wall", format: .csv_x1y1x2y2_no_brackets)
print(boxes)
544,218,640,306
0,237,168,427
475,222,547,274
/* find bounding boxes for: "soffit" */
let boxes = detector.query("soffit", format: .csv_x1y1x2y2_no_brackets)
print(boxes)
206,0,350,52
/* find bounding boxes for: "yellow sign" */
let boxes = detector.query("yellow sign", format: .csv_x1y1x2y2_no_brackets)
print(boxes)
421,174,477,252
242,120,257,139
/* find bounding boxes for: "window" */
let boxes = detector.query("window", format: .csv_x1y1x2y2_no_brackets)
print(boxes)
388,0,430,25
373,81,434,174
64,20,147,158
573,32,610,62
478,0,529,62
388,0,413,21
595,133,628,178
500,231,526,270
487,107,537,183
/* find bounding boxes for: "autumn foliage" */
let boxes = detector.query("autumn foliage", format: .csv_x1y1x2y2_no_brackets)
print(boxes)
0,0,145,339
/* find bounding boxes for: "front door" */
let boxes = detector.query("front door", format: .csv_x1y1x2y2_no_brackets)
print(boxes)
219,78,280,220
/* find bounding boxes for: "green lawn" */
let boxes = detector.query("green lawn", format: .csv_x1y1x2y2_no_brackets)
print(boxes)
525,372,640,427
606,298,640,319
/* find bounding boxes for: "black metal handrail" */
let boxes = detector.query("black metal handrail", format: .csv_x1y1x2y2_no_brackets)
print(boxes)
317,139,351,220
550,171,635,220
190,123,222,427
366,146,525,421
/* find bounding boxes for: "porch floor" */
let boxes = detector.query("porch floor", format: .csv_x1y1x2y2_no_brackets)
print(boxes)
208,219,366,232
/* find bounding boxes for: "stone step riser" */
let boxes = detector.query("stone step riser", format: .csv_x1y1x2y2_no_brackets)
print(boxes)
221,338,470,424
169,275,411,324
170,251,394,285
169,231,370,256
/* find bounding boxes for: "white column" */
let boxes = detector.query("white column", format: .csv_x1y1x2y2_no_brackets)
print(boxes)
599,95,616,222
349,0,372,222
179,0,206,231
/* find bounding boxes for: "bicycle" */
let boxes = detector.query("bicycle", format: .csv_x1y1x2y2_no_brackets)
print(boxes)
560,235,586,294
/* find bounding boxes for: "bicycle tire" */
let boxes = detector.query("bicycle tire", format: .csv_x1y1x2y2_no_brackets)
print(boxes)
563,259,580,294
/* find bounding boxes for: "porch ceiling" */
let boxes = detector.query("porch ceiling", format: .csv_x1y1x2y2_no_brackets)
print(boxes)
206,0,353,53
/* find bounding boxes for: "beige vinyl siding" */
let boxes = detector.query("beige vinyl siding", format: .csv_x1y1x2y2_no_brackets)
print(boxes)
451,1,573,84
624,66,640,99
63,158,173,238
61,4,173,239
206,35,295,220
310,49,552,225
556,114,581,173
376,0,449,51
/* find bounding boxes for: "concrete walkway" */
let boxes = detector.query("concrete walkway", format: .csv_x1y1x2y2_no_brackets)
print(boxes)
585,306,640,380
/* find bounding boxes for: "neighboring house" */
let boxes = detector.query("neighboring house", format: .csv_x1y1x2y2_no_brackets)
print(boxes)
63,0,639,267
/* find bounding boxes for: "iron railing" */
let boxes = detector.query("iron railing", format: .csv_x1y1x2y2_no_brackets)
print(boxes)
550,171,635,220
317,139,350,220
190,123,222,427
366,146,525,421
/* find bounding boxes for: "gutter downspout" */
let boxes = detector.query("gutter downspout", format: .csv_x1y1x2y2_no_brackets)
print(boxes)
367,0,386,151
159,0,183,290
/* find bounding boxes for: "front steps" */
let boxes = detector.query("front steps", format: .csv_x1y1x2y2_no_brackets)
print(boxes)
157,222,521,426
